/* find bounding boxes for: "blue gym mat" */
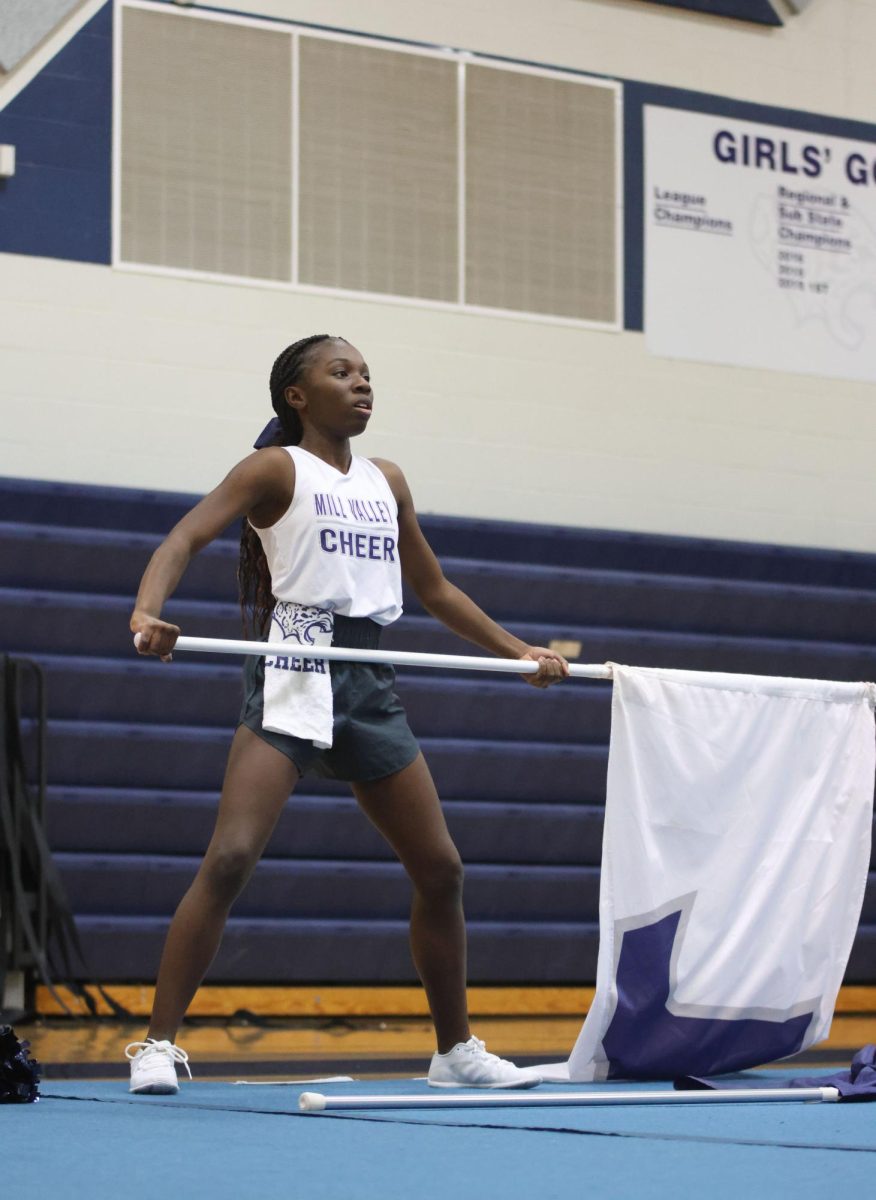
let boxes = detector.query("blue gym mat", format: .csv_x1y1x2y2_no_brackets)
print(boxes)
5,1074,874,1199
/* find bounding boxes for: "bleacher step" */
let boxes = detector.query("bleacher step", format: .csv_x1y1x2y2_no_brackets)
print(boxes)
45,788,608,865
55,853,603,922
29,653,612,744
37,719,608,802
70,915,600,982
5,475,876,589
6,520,876,641
68,914,876,984
7,586,876,681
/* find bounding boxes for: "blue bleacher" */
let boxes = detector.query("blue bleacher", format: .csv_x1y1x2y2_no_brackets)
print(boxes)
2,475,874,984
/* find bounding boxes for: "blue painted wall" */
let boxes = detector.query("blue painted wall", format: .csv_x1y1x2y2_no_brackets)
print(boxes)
0,2,112,264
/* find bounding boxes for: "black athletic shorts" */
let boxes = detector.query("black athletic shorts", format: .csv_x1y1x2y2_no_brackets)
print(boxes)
239,614,420,782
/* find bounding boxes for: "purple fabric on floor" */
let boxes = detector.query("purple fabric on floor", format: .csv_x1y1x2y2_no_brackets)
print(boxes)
788,1045,876,1101
675,1045,876,1101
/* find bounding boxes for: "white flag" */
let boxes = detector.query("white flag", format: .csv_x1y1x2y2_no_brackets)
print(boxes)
568,664,875,1081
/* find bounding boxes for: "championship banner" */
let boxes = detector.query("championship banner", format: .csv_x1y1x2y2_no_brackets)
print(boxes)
644,105,876,383
567,664,875,1081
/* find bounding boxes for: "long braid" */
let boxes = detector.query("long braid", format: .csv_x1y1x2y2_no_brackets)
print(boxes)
238,335,341,637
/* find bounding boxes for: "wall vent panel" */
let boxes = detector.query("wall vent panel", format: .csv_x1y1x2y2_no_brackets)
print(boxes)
298,38,458,302
120,8,292,281
465,66,617,322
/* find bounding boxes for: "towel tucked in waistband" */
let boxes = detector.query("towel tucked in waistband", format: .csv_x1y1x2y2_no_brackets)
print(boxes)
262,602,335,747
261,604,384,748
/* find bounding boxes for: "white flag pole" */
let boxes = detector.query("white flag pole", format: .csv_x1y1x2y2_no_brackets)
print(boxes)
298,1086,839,1112
137,634,614,680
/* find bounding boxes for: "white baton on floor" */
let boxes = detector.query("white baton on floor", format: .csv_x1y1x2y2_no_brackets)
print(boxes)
135,633,614,679
297,1086,840,1112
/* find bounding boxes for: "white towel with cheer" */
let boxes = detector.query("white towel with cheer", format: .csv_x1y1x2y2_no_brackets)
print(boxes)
262,602,335,748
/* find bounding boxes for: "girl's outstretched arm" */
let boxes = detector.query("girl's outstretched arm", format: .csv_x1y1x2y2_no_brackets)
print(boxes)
131,448,294,660
373,459,568,688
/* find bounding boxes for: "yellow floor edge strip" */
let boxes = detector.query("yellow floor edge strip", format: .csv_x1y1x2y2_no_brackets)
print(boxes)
36,984,596,1019
35,983,876,1020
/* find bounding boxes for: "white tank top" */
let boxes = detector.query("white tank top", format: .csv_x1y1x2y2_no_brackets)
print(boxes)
253,445,403,626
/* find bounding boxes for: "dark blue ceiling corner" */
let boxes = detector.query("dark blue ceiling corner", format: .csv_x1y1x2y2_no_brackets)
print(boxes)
0,2,113,265
641,0,783,27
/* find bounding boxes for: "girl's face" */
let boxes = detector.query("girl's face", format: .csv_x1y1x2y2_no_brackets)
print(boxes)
287,339,373,438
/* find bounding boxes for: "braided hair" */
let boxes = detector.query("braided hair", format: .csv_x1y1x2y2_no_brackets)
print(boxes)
238,334,344,636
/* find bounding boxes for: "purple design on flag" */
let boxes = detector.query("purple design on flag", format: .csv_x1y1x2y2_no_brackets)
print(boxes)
602,903,816,1079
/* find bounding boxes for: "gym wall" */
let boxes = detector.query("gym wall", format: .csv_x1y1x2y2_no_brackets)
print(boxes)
1,0,874,551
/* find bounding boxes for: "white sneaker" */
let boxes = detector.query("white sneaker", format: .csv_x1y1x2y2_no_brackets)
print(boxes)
428,1037,541,1089
126,1038,192,1094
